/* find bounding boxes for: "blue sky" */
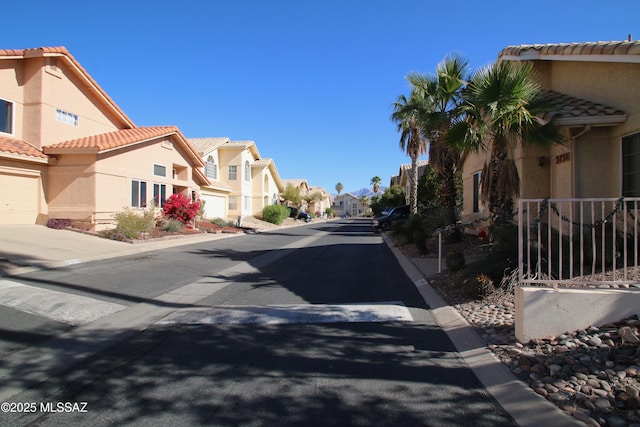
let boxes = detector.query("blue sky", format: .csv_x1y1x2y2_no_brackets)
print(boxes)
4,1,639,194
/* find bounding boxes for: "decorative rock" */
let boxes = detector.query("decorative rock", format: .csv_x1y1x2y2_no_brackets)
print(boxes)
593,397,611,410
589,336,602,346
618,326,640,344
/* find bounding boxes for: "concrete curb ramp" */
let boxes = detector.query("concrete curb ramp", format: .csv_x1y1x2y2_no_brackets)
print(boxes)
0,280,126,326
157,303,414,325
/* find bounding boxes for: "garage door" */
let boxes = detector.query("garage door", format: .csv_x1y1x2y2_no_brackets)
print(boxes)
0,173,39,224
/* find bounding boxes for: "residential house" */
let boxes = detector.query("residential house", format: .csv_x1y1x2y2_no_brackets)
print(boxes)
332,193,366,217
391,161,429,206
189,138,284,220
0,47,207,229
461,40,640,221
307,186,332,216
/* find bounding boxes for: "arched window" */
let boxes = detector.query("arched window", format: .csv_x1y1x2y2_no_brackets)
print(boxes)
205,156,217,179
244,160,251,181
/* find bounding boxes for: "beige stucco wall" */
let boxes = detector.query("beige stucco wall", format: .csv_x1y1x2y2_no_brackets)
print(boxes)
0,56,124,150
218,148,255,217
47,137,200,230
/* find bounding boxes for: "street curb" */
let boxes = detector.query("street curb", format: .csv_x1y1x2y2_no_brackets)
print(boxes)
382,234,583,427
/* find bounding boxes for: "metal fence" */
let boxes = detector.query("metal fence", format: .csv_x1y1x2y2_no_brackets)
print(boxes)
518,198,640,286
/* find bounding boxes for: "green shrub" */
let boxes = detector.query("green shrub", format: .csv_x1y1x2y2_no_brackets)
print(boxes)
262,205,289,225
113,208,155,239
211,217,227,227
163,218,183,232
446,251,465,272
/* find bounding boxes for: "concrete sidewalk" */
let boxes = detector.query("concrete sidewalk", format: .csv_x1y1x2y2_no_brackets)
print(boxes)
0,225,241,275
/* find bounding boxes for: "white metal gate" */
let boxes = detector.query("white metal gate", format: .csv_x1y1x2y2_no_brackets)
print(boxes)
518,198,640,286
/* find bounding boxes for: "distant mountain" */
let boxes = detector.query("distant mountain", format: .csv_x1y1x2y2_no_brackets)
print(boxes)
341,187,387,198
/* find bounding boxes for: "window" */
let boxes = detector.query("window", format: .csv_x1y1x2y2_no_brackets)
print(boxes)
153,164,167,177
244,161,251,181
205,156,217,179
244,195,251,210
472,172,481,213
229,165,237,180
0,99,13,134
153,183,167,207
228,196,238,210
55,109,79,126
131,180,147,207
622,133,640,197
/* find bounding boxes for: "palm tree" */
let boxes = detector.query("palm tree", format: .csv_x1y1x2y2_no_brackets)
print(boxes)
391,91,430,215
335,182,343,196
448,60,563,227
407,55,469,228
370,176,381,196
359,195,370,216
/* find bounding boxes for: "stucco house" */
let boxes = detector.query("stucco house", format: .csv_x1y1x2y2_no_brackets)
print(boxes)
189,138,284,220
0,46,208,229
390,161,429,206
461,40,640,220
332,193,367,217
307,186,332,216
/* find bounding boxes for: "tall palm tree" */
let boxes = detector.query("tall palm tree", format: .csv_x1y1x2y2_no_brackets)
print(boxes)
335,182,343,196
370,176,381,196
448,60,563,227
408,55,469,228
391,91,430,215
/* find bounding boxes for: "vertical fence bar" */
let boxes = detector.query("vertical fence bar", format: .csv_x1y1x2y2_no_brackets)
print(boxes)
601,202,606,276
580,201,585,278
623,199,628,282
633,200,640,281
548,200,553,279
592,201,597,276
612,200,617,281
569,201,574,280
559,202,563,280
519,201,524,283
537,201,542,281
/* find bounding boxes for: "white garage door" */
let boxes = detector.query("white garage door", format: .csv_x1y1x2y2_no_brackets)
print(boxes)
0,173,39,224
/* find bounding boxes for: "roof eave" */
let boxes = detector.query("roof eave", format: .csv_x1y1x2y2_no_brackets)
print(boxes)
0,151,49,164
554,115,628,127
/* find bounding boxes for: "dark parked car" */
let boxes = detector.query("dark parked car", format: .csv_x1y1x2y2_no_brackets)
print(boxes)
373,205,410,231
288,207,312,222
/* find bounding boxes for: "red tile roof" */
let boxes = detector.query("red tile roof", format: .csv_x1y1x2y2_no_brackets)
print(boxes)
499,41,640,61
43,126,205,167
0,135,48,160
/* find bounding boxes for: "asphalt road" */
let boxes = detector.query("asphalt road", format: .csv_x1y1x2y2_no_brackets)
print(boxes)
0,219,516,426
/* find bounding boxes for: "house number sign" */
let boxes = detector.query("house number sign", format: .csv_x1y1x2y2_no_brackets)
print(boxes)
555,152,570,164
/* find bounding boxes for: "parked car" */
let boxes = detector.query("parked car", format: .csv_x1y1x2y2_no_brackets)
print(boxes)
288,207,312,222
373,205,410,231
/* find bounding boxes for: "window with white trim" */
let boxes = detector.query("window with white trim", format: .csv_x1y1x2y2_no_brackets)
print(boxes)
244,161,251,181
131,180,147,208
153,184,167,207
153,164,167,177
244,195,251,210
229,165,237,180
0,98,14,134
228,196,238,210
55,109,79,126
205,156,217,179
622,133,640,197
